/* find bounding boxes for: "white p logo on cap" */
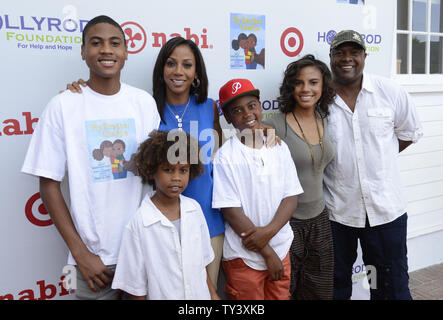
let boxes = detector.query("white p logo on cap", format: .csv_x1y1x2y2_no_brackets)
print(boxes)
232,82,242,94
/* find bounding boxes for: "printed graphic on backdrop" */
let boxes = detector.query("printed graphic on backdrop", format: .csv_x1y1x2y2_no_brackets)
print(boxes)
25,192,52,227
1,0,399,301
280,27,304,57
336,0,365,4
317,29,382,54
121,21,147,54
230,13,265,70
1,14,87,52
86,118,138,182
0,112,38,137
120,23,212,52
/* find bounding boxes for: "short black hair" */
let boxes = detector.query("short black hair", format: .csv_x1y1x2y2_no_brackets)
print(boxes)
82,15,126,47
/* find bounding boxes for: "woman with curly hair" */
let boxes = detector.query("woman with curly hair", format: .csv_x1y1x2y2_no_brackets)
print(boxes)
263,54,336,300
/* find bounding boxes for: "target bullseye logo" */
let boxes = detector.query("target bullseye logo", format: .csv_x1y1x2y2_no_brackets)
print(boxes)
25,192,53,227
121,21,147,54
280,27,304,57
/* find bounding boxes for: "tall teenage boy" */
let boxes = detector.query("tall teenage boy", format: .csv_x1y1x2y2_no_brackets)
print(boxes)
21,15,160,300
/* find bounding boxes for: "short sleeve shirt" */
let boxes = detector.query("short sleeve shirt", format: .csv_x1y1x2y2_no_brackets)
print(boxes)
112,194,214,300
212,135,303,270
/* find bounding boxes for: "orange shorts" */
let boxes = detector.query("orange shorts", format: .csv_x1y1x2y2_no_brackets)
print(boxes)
222,253,291,300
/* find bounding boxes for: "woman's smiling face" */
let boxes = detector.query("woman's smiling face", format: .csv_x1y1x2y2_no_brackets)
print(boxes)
163,44,197,101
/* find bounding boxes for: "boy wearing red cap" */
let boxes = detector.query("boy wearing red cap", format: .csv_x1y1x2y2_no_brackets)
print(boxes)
212,79,304,300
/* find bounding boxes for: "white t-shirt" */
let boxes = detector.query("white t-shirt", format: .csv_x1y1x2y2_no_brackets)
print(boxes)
324,73,423,227
212,135,304,270
21,84,160,265
112,194,214,300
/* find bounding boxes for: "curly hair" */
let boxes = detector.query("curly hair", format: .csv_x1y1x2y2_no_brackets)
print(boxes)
278,54,335,118
134,130,204,186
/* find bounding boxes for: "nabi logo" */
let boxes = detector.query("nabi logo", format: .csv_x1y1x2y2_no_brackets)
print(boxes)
120,21,213,54
121,21,147,54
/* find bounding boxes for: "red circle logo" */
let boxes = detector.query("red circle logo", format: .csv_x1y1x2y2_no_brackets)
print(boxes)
280,27,304,57
25,192,53,227
121,21,147,54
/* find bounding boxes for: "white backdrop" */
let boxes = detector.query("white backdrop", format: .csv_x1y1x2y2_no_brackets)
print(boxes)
0,0,394,300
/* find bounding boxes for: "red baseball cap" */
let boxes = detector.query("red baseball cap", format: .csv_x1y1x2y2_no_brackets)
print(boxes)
219,79,260,110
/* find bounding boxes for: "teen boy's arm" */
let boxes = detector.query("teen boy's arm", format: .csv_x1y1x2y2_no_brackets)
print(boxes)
240,195,298,252
213,146,286,281
40,177,114,292
241,143,302,252
221,207,284,281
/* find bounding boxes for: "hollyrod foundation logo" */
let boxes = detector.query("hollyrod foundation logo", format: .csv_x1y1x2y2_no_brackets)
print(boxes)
318,29,382,53
1,13,88,51
352,263,377,290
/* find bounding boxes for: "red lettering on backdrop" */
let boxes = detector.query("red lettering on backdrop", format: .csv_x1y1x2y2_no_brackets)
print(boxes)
2,118,23,135
184,27,199,45
22,112,38,134
1,111,38,136
132,26,211,50
0,277,71,300
152,32,166,47
37,280,57,300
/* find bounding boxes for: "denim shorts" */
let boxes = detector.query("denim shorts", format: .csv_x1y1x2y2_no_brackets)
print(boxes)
330,213,412,300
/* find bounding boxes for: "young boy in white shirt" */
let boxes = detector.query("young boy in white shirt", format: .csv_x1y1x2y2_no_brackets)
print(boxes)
111,130,219,300
212,79,304,300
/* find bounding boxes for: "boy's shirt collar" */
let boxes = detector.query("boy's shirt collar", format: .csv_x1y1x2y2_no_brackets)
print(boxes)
141,194,197,228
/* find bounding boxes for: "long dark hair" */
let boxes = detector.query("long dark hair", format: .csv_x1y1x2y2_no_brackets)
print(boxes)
278,54,335,118
152,37,209,123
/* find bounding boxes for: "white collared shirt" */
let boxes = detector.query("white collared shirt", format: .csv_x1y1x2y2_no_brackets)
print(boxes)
324,73,423,227
112,194,214,300
212,135,303,270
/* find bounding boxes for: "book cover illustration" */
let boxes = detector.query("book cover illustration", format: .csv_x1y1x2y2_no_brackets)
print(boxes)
86,118,138,183
230,13,266,70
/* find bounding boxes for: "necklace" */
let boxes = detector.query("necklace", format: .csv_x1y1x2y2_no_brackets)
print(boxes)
292,111,325,172
166,98,191,131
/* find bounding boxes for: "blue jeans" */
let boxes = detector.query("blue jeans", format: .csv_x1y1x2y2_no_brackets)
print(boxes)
331,213,412,300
